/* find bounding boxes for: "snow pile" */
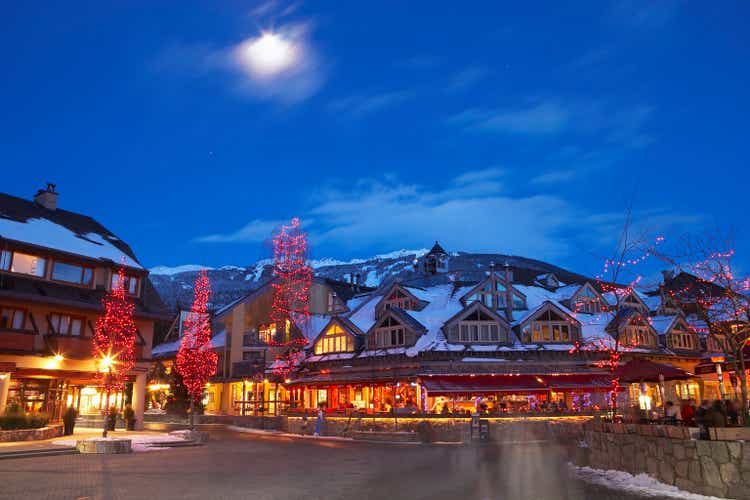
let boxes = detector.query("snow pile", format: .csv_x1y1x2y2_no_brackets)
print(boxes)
53,433,183,452
571,465,728,500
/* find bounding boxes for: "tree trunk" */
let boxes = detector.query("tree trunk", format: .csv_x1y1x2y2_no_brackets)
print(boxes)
190,398,195,431
102,388,111,438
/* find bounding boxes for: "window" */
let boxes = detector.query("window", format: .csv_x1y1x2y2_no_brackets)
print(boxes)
6,251,46,277
522,309,578,343
373,316,406,347
327,292,337,313
0,307,25,330
111,273,138,295
383,289,416,311
623,320,655,347
315,324,355,354
49,313,84,336
242,351,264,363
0,251,10,270
258,323,276,344
464,275,526,313
450,308,506,343
52,261,93,285
574,286,603,314
669,325,695,350
708,335,728,353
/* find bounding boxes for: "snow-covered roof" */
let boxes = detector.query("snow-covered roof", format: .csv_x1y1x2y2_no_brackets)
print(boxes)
293,314,334,343
649,315,679,335
0,216,142,269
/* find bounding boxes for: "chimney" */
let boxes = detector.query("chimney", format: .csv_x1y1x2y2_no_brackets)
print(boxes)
34,183,58,211
504,261,513,322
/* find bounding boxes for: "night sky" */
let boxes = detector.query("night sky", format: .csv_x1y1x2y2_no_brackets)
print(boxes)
2,1,749,276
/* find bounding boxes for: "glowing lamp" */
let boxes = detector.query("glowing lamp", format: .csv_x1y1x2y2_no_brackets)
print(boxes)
710,356,725,364
54,353,64,363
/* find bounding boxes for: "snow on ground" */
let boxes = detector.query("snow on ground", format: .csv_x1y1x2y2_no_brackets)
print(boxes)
571,465,729,500
52,433,184,452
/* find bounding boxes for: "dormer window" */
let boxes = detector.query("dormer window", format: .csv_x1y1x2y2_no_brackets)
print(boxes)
622,319,657,347
258,323,276,344
111,273,139,295
52,261,93,286
668,323,697,350
384,289,416,311
1,250,46,278
520,304,580,343
463,274,526,312
444,304,510,344
314,323,355,354
573,284,604,314
373,316,405,347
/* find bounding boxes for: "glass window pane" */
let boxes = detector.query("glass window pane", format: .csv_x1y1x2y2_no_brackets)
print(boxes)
11,252,46,277
0,250,10,270
12,310,24,329
60,315,70,334
542,325,551,341
71,319,82,336
83,268,93,285
128,277,137,294
52,262,84,283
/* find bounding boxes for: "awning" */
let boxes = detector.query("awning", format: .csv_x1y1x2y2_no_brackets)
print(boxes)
614,359,693,383
420,374,618,396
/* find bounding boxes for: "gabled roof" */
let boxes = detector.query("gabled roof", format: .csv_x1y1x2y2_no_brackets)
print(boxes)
514,300,581,329
309,315,365,347
442,299,510,328
0,192,142,269
426,241,447,256
371,307,427,334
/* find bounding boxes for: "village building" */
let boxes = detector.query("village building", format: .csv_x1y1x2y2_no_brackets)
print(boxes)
0,185,169,428
149,241,741,417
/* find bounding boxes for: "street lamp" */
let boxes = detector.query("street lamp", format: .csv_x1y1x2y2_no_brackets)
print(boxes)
711,355,727,401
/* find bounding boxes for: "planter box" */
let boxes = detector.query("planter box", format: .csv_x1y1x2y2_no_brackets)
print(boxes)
0,424,63,442
76,438,131,454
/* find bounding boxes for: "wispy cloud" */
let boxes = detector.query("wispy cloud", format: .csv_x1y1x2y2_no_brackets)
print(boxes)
329,90,415,118
607,0,679,29
449,101,569,135
196,219,285,243
445,66,488,92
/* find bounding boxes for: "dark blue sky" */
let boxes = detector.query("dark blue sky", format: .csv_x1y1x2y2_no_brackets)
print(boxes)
2,1,749,277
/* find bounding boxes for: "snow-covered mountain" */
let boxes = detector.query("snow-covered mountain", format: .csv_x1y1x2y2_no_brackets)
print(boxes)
148,249,591,312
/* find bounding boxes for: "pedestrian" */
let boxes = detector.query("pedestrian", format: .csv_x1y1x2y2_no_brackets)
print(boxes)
725,400,739,426
681,399,696,427
695,400,710,439
665,401,680,425
706,400,727,429
314,404,325,437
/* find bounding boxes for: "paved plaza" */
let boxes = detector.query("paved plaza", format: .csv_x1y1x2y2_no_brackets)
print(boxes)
0,430,656,500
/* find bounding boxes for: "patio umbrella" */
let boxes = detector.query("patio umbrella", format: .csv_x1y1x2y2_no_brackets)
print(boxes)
615,359,692,383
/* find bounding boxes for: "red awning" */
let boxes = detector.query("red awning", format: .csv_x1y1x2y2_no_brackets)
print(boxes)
614,359,692,383
419,374,615,396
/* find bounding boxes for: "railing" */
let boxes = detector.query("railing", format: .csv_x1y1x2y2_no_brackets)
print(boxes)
0,328,37,353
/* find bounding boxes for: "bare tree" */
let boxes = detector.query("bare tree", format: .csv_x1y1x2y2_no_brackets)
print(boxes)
678,232,750,425
571,208,662,419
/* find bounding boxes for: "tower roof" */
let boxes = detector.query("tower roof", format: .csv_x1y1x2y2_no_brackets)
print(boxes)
427,241,447,256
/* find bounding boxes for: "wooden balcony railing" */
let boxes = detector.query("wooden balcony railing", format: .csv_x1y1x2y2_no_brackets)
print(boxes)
0,329,37,353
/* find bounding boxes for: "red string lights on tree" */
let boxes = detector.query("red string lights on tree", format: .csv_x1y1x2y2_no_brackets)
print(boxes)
269,218,312,379
176,270,218,411
92,266,137,392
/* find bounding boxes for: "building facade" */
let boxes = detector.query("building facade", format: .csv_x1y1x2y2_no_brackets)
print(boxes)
0,185,169,427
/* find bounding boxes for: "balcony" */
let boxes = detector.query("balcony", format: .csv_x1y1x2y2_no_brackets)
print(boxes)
232,361,265,378
45,334,93,359
0,329,37,353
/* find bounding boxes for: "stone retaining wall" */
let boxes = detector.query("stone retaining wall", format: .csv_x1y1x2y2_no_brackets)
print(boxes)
583,421,750,499
0,424,63,442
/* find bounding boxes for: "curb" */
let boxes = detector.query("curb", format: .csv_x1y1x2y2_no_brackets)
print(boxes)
225,426,463,446
0,447,78,460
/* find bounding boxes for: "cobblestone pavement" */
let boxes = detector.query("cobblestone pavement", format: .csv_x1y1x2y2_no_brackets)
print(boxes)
0,431,653,500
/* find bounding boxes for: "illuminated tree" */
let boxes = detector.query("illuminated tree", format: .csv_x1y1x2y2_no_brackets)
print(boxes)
92,266,137,437
176,270,217,428
269,218,312,380
676,233,750,424
569,209,663,418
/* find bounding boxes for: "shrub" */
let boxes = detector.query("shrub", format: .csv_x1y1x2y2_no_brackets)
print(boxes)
0,413,49,430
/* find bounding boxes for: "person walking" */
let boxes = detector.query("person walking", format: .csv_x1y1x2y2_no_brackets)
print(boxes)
314,405,325,437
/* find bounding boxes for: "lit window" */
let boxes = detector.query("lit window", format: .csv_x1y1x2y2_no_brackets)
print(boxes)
464,275,525,312
49,313,84,336
373,316,406,347
451,308,506,343
52,261,93,285
0,307,25,330
523,309,578,343
259,323,276,343
315,324,354,354
9,252,46,277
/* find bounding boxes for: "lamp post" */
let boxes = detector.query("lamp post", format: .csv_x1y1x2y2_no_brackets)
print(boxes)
711,356,727,401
